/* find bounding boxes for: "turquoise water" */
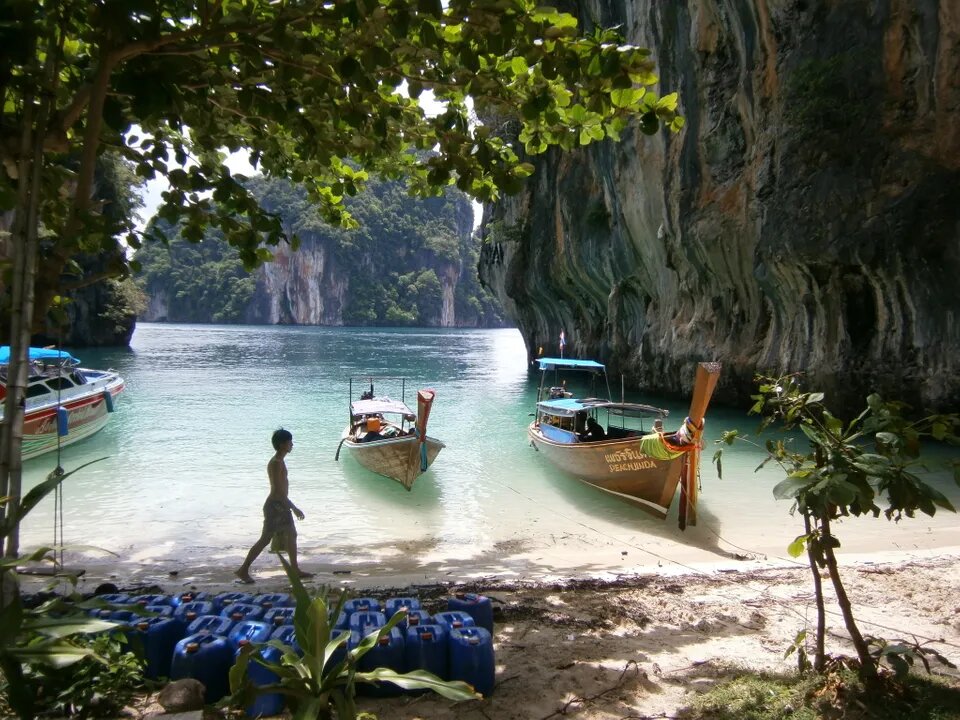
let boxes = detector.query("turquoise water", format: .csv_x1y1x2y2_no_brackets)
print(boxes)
17,324,960,584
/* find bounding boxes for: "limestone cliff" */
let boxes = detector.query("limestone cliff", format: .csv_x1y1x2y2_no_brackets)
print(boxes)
139,177,505,328
480,0,960,412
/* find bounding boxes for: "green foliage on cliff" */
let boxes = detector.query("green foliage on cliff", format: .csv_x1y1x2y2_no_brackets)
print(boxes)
135,177,505,327
135,224,258,324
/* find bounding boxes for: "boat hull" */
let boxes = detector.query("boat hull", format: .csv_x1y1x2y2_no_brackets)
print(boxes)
340,431,444,490
11,377,124,461
527,423,684,518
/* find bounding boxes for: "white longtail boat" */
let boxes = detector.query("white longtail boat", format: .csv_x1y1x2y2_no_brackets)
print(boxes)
528,358,721,527
334,377,444,490
0,346,124,461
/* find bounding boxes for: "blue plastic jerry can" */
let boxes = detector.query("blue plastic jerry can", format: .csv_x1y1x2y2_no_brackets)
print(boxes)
171,633,234,703
172,590,211,607
432,610,476,633
220,602,264,623
349,611,386,635
227,620,273,650
449,626,495,697
343,597,381,614
142,604,174,618
448,593,494,634
127,617,179,680
403,609,433,630
185,614,234,637
130,593,172,608
385,596,421,618
240,644,285,717
213,591,254,611
352,626,405,697
253,592,292,609
269,624,303,656
263,606,296,626
404,624,448,680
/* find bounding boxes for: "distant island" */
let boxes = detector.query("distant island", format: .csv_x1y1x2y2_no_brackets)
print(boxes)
135,176,507,328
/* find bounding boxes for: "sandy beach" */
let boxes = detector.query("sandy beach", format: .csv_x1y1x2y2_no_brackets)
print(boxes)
23,538,960,719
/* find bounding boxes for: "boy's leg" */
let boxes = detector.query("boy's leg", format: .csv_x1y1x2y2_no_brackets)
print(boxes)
286,531,313,579
236,531,271,582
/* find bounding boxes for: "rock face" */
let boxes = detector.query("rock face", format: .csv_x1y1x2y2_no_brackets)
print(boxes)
480,0,960,412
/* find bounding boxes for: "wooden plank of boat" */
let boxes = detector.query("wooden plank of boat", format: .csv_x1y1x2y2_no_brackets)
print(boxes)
341,432,444,490
527,426,685,517
678,361,723,530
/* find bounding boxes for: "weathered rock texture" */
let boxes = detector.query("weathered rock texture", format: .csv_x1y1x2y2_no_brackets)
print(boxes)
480,0,960,412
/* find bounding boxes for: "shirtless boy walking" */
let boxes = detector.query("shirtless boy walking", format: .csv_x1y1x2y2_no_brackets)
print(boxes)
235,428,312,583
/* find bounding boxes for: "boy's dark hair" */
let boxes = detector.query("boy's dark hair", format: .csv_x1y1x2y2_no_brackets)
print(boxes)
272,428,293,450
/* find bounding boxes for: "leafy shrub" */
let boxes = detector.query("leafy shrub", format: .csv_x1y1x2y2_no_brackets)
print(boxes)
22,633,145,718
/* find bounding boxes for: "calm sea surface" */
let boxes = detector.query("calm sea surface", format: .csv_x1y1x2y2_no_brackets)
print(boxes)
17,323,960,583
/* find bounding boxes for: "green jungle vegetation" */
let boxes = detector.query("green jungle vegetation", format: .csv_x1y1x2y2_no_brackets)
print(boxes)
679,665,960,720
134,176,506,327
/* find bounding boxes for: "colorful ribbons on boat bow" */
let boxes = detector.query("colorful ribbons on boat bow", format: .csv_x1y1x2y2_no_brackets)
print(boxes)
656,416,705,456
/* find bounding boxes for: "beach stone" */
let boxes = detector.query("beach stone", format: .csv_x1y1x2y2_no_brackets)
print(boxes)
158,679,205,712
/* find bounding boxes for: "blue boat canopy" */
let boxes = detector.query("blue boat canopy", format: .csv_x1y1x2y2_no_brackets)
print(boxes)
538,397,669,419
537,398,593,416
536,357,606,371
0,346,79,365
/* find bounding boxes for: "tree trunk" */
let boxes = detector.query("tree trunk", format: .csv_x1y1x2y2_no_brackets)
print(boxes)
804,512,826,672
0,87,37,558
1,17,59,558
820,515,878,686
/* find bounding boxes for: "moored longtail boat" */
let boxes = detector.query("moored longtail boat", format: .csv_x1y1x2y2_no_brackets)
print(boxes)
335,377,444,490
527,358,721,526
0,346,124,461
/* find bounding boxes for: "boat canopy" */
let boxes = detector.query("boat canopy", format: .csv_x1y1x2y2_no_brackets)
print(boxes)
536,357,605,372
0,346,79,365
537,397,669,419
350,397,415,418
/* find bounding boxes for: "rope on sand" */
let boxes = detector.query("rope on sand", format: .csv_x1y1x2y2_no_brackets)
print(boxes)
495,480,960,651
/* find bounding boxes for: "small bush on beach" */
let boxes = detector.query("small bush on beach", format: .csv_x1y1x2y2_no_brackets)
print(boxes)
17,633,145,718
680,666,960,720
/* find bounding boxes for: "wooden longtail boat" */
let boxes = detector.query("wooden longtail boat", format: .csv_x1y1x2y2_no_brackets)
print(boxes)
0,346,124,461
335,377,444,490
527,358,721,526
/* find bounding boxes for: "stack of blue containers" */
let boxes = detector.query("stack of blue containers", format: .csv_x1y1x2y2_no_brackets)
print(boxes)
85,587,498,707
85,588,297,713
334,592,497,698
